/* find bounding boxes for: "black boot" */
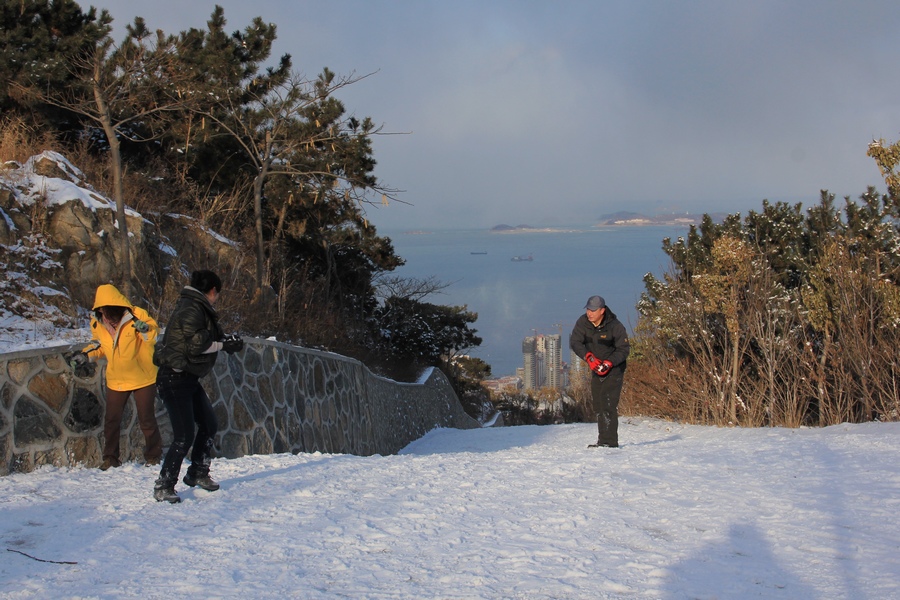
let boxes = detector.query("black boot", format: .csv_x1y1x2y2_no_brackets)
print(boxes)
153,477,181,503
183,467,219,491
588,442,619,448
184,442,219,491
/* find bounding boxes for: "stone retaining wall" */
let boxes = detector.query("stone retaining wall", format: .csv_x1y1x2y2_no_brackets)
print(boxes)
0,338,480,475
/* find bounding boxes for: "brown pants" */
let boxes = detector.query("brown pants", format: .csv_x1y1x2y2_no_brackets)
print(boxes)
103,385,162,463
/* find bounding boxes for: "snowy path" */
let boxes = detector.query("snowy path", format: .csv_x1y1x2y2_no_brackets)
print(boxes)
2,419,899,599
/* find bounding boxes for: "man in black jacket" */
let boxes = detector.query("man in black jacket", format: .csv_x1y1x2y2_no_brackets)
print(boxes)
570,295,630,448
152,270,244,503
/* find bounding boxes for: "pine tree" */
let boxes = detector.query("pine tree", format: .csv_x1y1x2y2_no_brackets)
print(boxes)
0,0,110,131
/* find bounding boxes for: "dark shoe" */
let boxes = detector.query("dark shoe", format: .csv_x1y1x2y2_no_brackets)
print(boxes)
183,473,220,491
99,458,121,471
587,443,619,448
153,486,181,503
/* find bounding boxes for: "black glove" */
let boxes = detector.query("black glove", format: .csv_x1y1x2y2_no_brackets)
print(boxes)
221,334,244,354
67,352,88,370
132,319,150,333
63,351,93,377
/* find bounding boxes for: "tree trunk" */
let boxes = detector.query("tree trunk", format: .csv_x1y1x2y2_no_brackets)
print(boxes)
253,171,266,290
93,62,132,298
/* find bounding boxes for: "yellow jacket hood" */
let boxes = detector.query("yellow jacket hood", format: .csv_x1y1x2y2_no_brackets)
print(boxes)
92,284,134,310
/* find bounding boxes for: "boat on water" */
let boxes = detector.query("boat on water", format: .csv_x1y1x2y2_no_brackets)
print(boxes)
511,254,533,262
470,251,487,255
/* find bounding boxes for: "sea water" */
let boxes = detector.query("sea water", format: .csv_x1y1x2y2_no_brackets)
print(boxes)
382,225,686,378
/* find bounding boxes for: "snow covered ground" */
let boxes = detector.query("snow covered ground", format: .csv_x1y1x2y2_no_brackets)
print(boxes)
2,418,899,599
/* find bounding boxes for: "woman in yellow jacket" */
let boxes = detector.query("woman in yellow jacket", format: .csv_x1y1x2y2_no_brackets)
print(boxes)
72,284,163,470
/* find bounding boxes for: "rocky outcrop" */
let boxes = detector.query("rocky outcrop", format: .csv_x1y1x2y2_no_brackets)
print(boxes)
0,151,239,322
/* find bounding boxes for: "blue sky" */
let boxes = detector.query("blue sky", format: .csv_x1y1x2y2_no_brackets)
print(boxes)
93,1,900,231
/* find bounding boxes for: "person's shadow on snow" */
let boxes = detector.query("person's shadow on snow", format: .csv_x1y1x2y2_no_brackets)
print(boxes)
663,523,819,599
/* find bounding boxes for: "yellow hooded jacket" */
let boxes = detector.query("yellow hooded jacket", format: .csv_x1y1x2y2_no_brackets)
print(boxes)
83,284,159,391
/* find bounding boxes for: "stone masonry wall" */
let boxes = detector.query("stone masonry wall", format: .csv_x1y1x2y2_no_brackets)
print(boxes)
0,338,479,475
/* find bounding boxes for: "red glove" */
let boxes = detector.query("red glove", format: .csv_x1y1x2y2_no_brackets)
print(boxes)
597,360,613,377
585,352,602,374
585,352,613,376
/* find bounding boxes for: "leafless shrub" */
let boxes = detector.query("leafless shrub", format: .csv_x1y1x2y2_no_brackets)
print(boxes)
620,358,688,421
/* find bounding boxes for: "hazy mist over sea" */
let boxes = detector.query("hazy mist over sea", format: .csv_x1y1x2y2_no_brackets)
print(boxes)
385,225,684,378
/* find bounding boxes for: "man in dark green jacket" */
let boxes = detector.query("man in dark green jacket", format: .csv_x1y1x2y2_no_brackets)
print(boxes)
152,270,244,503
570,295,630,448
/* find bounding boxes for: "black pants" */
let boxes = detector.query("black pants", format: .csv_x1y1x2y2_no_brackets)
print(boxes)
591,369,624,446
157,369,218,484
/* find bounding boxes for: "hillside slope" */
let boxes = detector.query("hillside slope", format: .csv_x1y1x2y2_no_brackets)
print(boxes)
0,151,243,348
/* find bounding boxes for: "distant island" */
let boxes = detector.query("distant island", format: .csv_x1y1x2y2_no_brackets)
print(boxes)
490,224,580,233
491,212,727,232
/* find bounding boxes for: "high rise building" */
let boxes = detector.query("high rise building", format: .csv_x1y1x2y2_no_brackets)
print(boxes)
522,336,537,391
522,333,564,391
570,348,586,378
546,333,562,390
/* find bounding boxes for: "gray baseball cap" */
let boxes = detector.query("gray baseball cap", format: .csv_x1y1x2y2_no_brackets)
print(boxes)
584,295,605,310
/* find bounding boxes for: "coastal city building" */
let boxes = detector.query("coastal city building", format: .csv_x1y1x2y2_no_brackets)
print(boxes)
545,334,562,390
481,331,572,394
480,375,522,395
570,348,586,378
522,336,539,391
522,333,565,391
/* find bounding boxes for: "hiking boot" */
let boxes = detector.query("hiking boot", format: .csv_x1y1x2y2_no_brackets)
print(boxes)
99,458,121,471
587,442,619,448
183,473,220,491
153,483,181,504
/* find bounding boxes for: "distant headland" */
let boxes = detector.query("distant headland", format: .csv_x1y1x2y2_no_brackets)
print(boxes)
592,211,728,226
490,211,726,232
399,212,727,236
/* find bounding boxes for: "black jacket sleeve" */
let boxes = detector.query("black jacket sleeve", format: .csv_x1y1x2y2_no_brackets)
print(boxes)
569,315,591,360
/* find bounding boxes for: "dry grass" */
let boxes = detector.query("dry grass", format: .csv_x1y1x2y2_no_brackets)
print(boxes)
0,117,57,164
